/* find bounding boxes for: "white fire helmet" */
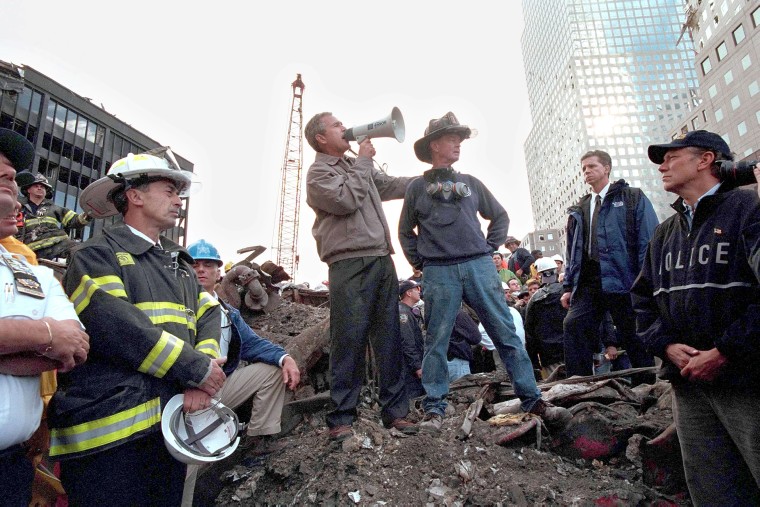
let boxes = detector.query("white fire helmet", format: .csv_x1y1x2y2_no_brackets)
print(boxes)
79,152,199,219
161,394,242,465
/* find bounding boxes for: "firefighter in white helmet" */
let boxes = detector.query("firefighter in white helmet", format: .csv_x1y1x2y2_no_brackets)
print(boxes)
48,151,225,505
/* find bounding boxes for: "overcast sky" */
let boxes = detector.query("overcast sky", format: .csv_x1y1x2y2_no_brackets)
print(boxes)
2,0,535,285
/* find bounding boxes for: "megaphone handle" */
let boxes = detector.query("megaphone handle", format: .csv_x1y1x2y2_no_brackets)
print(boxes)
348,148,387,174
355,135,367,143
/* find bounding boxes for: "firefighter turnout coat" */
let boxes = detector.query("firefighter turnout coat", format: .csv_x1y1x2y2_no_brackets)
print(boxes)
16,196,89,255
48,224,222,460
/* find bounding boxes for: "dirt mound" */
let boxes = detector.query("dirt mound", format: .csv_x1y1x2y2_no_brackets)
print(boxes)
199,302,688,506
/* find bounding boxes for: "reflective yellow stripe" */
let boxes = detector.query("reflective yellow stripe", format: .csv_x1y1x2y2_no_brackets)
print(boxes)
135,301,196,331
49,397,161,456
24,216,61,228
196,291,219,320
61,210,77,227
195,338,220,358
27,235,66,251
69,275,128,314
138,330,184,377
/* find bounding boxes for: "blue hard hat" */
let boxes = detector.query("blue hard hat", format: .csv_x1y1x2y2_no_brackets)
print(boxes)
188,239,223,266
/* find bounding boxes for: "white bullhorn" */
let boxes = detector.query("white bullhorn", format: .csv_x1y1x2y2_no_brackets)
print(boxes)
343,107,405,143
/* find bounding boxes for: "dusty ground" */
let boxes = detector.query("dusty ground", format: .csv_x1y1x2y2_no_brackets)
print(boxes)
199,302,689,506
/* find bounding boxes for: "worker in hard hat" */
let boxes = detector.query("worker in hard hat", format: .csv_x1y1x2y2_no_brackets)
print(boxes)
48,152,224,506
16,172,90,261
182,239,300,506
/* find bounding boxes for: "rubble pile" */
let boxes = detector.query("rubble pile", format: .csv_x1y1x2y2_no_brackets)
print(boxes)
199,301,689,506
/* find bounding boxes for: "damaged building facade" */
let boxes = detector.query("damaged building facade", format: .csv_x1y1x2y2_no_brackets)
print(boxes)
0,59,194,243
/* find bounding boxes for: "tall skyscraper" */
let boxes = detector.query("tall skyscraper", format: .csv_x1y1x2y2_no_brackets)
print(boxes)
521,0,699,242
669,0,760,163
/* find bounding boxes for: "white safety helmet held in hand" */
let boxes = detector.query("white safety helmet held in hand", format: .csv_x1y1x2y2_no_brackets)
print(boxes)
161,394,242,465
79,151,199,218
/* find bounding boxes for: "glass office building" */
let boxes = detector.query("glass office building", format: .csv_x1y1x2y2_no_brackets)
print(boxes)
521,0,699,240
0,60,193,243
669,0,760,164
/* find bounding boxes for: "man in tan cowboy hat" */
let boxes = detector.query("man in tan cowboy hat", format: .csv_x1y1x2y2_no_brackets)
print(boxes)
399,112,570,433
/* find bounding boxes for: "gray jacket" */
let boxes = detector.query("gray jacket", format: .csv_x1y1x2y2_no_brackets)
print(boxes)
306,152,411,265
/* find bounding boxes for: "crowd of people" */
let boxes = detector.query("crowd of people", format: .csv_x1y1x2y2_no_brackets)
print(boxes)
1,111,759,506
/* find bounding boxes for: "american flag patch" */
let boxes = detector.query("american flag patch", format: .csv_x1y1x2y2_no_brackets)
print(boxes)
714,228,722,234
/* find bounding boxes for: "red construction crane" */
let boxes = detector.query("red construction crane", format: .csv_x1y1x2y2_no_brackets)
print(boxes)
274,74,305,279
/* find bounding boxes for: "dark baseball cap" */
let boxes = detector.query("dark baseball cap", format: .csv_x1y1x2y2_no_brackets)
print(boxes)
0,128,35,171
648,130,732,164
399,279,420,296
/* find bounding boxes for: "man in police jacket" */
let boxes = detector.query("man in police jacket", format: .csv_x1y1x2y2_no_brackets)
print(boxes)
632,131,760,505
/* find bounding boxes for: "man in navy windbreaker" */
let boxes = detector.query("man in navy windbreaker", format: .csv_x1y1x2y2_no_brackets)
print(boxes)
561,149,659,383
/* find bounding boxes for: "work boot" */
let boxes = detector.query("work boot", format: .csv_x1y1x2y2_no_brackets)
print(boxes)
386,418,418,435
528,399,572,428
239,434,289,456
419,413,443,434
328,425,353,442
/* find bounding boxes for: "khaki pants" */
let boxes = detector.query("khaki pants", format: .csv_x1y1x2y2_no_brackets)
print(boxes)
182,363,285,506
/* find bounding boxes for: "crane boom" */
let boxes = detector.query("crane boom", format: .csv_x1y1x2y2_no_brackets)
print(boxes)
274,74,305,279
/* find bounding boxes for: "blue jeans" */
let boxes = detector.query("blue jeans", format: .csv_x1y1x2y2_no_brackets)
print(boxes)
421,255,541,416
447,357,471,383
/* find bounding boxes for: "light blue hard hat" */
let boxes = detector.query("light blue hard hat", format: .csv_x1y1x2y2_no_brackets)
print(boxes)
188,239,223,266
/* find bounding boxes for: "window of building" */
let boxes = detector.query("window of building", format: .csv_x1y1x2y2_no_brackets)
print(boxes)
742,55,752,70
701,57,712,75
708,84,718,98
548,233,554,240
750,80,759,97
691,117,701,129
731,95,741,110
724,69,734,85
716,41,728,61
753,6,760,27
733,25,746,44
716,108,724,122
738,121,747,136
756,110,760,125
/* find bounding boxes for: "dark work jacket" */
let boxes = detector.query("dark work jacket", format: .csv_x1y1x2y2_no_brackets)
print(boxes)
524,282,567,367
399,168,509,269
447,309,482,362
50,225,221,459
632,183,760,387
508,247,535,278
399,302,424,396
